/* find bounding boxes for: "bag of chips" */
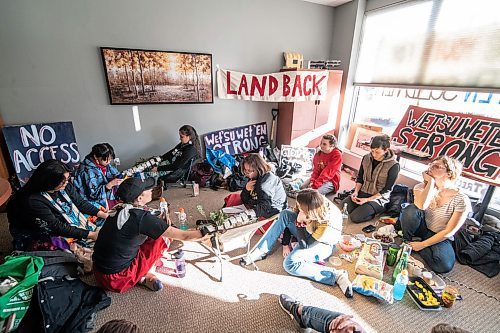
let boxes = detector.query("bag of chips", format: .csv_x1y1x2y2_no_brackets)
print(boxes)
352,274,394,304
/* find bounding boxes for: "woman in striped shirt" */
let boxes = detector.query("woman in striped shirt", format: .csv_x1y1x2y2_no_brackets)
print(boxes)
400,156,471,273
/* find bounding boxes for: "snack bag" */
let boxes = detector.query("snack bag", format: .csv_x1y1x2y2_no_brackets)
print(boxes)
355,240,384,280
352,274,394,304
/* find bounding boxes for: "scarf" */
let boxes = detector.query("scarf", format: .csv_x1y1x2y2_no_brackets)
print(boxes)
109,203,149,230
93,159,108,175
42,190,94,231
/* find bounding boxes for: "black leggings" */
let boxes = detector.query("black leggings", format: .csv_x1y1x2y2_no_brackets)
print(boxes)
342,191,386,223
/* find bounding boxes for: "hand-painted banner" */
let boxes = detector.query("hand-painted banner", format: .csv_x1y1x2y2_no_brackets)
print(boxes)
2,121,80,185
204,122,268,155
392,105,500,186
217,69,329,102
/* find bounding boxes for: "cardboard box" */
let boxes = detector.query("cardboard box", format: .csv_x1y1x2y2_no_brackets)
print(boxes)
345,123,383,150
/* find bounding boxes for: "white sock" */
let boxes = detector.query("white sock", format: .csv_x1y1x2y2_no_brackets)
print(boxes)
335,270,353,298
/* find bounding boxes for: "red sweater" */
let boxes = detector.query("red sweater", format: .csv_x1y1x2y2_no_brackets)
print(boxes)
310,149,342,191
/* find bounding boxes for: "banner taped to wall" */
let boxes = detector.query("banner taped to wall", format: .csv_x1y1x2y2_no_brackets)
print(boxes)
391,105,500,186
217,69,329,102
204,122,268,155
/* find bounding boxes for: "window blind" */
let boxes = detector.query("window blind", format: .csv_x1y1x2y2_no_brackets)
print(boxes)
355,0,500,89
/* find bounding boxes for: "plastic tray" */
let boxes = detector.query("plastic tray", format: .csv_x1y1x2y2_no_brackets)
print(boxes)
407,276,443,311
427,272,446,292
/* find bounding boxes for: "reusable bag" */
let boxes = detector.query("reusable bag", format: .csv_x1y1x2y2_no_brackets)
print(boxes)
0,255,44,332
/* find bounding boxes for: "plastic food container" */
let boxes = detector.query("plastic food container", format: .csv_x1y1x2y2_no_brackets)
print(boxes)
371,231,394,245
427,272,446,293
338,235,362,252
407,276,443,311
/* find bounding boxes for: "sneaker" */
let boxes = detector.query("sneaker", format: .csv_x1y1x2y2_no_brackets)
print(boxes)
239,251,267,266
336,270,353,298
140,273,164,292
278,294,301,320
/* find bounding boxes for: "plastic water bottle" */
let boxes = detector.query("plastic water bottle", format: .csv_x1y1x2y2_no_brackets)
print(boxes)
393,269,409,300
174,250,186,278
159,197,169,216
177,208,188,231
392,245,411,283
342,203,349,225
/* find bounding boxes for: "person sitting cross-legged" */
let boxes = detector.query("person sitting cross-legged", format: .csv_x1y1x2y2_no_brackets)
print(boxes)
400,156,471,273
241,189,353,298
92,177,207,293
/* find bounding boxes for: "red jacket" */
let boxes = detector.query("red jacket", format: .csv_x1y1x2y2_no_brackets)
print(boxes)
310,149,342,191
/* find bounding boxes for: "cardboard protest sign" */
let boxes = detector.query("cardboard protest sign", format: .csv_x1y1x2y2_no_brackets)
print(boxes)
280,145,316,175
204,122,268,155
392,105,500,186
2,122,80,185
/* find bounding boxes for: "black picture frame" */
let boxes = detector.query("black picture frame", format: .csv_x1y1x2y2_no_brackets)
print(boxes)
100,47,213,105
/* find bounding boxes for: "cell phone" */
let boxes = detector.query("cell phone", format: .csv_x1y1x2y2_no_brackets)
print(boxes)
362,224,377,233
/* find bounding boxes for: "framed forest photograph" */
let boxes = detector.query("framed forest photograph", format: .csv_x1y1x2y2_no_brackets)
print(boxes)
100,47,213,104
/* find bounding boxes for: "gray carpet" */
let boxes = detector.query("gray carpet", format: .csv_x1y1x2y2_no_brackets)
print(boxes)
1,178,499,333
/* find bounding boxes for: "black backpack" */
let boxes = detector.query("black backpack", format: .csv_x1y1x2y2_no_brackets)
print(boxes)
385,184,410,218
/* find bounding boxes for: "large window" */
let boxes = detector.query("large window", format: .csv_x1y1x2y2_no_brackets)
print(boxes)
348,0,500,214
351,86,498,205
356,0,500,89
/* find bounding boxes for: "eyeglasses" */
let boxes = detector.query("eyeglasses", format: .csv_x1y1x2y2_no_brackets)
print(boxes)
243,168,255,176
429,163,447,170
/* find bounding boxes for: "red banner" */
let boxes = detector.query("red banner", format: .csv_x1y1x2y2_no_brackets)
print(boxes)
392,105,500,186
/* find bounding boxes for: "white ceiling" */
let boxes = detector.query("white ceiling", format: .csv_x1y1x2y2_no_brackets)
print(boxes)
301,0,353,7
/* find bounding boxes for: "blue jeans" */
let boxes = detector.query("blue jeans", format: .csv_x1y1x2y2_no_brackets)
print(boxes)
316,181,336,196
253,210,339,285
400,204,456,273
300,306,342,333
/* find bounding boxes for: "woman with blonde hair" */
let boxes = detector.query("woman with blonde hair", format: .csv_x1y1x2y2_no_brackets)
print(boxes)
241,189,352,298
400,156,471,273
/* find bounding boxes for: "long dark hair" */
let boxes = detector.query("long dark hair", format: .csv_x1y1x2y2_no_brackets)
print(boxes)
20,159,71,194
90,143,115,160
179,125,201,156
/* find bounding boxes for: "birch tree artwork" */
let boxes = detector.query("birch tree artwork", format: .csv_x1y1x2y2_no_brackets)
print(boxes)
101,47,213,104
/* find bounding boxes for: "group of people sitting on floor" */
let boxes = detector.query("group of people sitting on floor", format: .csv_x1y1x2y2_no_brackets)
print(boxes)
5,124,472,332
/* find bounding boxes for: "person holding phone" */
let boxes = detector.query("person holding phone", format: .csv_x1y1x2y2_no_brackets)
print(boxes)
93,177,207,293
399,156,471,273
73,143,122,211
342,135,400,223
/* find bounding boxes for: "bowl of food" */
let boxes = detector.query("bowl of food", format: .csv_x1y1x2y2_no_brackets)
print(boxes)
372,231,394,245
338,235,362,252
